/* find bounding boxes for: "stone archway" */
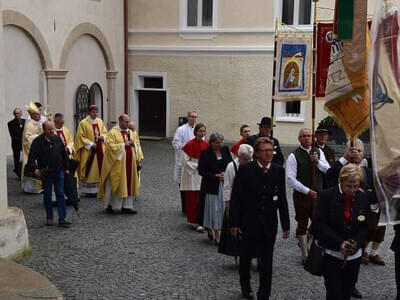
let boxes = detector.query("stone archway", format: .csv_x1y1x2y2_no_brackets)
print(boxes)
59,22,115,70
59,23,117,127
2,10,53,69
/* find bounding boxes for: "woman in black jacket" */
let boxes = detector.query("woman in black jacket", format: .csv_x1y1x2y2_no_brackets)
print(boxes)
314,163,370,300
198,132,232,244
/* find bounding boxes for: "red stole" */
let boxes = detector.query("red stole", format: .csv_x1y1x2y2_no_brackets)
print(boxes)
121,130,133,195
230,139,245,156
56,130,67,146
182,138,209,159
92,124,104,174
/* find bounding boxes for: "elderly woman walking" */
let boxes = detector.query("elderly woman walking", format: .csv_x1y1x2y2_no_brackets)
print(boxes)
314,164,370,300
198,132,232,244
180,123,209,231
219,144,254,257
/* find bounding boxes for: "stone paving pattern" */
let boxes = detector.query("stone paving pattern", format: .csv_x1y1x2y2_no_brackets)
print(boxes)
7,140,396,299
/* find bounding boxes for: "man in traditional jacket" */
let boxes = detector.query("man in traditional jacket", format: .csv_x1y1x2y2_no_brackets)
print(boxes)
74,105,107,196
8,107,25,178
172,110,197,213
314,125,336,189
98,114,139,214
21,102,44,193
230,137,290,300
286,128,330,264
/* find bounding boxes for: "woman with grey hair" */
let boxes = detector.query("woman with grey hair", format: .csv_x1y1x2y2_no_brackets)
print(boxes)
219,144,253,257
198,132,232,244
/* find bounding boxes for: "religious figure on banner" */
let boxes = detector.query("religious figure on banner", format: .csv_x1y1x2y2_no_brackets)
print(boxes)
274,33,312,102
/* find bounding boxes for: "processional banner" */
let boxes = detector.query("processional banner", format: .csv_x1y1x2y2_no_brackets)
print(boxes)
370,0,400,224
316,23,334,98
324,0,369,139
274,33,312,102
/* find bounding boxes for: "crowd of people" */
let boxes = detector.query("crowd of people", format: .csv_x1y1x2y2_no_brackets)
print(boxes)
7,105,400,299
8,102,144,227
172,111,398,300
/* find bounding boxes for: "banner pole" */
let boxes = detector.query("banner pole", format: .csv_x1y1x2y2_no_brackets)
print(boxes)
270,18,279,138
312,0,319,190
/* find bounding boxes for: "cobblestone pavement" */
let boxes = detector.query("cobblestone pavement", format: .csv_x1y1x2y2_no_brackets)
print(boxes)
7,140,396,300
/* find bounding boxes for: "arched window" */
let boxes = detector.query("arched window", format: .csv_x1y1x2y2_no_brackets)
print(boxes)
90,83,103,119
74,84,90,131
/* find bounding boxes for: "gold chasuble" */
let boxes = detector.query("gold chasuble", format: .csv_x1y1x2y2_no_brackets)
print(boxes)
98,127,139,200
74,116,107,193
55,126,74,156
21,119,43,193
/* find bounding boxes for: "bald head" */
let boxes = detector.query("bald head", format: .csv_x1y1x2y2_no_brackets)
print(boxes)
13,108,22,120
42,121,54,138
128,121,136,132
118,114,130,130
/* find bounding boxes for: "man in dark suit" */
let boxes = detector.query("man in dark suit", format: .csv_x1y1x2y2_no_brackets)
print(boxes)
246,117,284,165
315,125,336,189
231,137,290,300
7,108,25,178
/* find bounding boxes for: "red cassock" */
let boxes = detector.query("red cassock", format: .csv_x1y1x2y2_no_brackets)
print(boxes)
182,138,209,224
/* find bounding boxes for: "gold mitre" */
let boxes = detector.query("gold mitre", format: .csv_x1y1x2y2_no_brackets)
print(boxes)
25,101,39,115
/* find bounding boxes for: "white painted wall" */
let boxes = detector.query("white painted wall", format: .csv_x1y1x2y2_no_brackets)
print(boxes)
3,25,46,154
65,35,108,132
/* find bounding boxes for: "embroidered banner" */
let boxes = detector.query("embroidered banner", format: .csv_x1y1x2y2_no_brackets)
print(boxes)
370,0,400,224
274,33,312,102
324,0,369,139
316,23,334,98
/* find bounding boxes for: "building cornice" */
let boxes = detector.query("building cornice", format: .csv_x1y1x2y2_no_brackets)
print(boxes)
128,45,274,56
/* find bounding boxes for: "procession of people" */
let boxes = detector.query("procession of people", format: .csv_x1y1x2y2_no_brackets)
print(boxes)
7,104,398,299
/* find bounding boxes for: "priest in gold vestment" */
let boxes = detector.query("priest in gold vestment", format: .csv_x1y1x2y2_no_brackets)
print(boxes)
21,102,43,193
98,114,139,214
74,105,107,196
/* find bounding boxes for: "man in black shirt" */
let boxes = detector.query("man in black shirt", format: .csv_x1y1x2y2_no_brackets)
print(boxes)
27,121,71,227
7,108,25,178
246,117,284,166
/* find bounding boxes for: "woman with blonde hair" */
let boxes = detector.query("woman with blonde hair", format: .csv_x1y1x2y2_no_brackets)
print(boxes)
314,164,370,300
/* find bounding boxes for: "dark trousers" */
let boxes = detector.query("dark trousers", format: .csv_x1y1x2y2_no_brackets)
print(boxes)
180,190,186,213
323,254,361,300
395,250,400,300
239,236,275,299
43,171,66,220
12,146,22,177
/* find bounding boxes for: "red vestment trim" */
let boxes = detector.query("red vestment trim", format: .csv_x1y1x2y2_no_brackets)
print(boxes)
56,130,67,147
121,130,133,195
92,124,104,174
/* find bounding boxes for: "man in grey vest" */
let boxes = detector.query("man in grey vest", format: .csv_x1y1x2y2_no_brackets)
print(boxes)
286,128,330,264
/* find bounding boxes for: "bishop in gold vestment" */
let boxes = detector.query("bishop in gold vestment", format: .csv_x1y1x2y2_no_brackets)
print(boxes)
21,102,43,193
74,105,107,195
98,115,139,214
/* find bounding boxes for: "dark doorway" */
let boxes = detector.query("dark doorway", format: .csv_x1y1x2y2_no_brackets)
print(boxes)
138,90,166,137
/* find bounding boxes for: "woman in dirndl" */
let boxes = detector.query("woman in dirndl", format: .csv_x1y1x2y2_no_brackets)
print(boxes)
198,132,232,244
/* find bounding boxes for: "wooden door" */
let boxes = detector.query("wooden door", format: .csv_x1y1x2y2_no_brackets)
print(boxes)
138,91,166,137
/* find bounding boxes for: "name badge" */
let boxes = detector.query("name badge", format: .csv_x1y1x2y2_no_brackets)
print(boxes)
357,215,365,222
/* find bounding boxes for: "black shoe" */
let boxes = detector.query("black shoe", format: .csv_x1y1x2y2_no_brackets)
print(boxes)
58,219,71,228
207,229,214,241
352,287,362,299
105,205,113,214
121,208,137,214
241,290,254,299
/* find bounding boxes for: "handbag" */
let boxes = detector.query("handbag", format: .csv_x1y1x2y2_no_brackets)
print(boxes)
304,239,325,276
